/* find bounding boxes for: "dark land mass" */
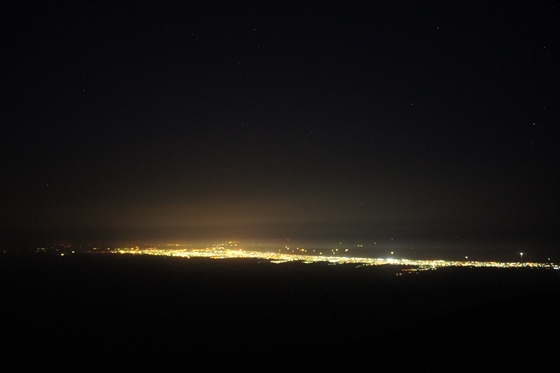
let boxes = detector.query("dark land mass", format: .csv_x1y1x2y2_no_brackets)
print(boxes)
2,254,559,371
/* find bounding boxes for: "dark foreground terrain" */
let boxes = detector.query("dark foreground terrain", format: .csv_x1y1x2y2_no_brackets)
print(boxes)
2,254,559,371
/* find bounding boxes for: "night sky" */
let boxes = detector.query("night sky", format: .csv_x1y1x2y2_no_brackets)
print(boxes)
2,1,559,252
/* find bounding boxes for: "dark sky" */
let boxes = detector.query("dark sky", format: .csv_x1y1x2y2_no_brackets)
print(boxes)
2,1,559,249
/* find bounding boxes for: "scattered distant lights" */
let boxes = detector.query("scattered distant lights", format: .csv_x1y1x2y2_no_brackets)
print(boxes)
106,243,559,271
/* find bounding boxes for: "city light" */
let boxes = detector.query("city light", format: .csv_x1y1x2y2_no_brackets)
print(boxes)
109,244,558,271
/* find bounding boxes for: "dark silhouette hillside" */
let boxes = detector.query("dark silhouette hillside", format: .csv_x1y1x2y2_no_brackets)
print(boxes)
2,254,558,371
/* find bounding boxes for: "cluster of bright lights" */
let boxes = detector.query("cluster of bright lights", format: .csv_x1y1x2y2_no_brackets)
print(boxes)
111,244,559,271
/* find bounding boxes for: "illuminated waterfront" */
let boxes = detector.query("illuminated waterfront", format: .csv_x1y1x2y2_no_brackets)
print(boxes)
111,242,559,271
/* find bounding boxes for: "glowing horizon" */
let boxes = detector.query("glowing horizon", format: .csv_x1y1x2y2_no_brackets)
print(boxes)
108,245,559,271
